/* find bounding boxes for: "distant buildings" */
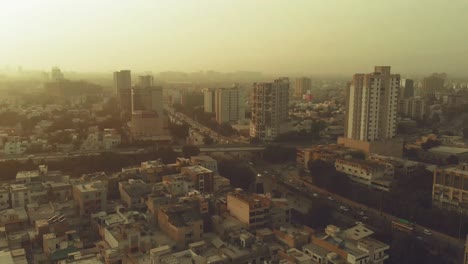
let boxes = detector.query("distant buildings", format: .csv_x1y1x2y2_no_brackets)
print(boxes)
130,86,171,142
398,96,426,120
294,77,311,99
399,79,414,99
203,88,216,113
113,70,132,114
339,66,402,158
50,67,64,81
421,74,445,98
138,75,154,87
215,86,245,124
432,163,468,214
250,78,290,141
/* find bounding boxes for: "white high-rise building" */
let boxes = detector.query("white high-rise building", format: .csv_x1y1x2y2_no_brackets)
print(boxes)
215,86,245,124
345,66,399,141
203,88,215,113
250,78,289,141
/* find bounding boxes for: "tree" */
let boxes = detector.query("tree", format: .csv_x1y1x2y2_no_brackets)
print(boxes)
421,139,441,150
263,145,296,163
218,159,255,190
182,145,200,158
463,127,468,139
446,155,459,165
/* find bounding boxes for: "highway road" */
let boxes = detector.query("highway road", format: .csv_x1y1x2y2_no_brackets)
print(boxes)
249,162,465,262
165,106,248,144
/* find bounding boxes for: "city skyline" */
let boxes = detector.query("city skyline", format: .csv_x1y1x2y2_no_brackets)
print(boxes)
1,0,468,76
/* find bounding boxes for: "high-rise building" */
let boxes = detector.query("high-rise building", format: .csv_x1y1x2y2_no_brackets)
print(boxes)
344,66,399,141
113,70,132,114
50,67,64,81
215,86,245,124
131,86,163,114
130,86,170,141
138,75,154,87
203,88,215,113
398,96,426,120
250,78,289,141
294,77,311,98
399,79,414,99
421,74,445,98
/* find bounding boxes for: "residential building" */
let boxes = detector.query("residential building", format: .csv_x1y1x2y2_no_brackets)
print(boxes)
335,158,393,191
294,77,311,99
158,204,203,249
344,66,399,142
303,225,389,264
203,88,216,113
398,96,426,120
138,75,154,87
227,189,271,228
190,155,218,174
421,74,445,98
432,163,468,214
130,86,170,141
113,70,132,114
250,78,290,141
181,165,214,193
50,67,64,81
215,86,245,124
118,179,153,209
399,79,414,99
72,181,107,215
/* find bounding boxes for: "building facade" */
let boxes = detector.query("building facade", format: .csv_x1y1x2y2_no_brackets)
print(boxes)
203,88,216,113
113,70,132,114
344,66,399,142
398,96,426,120
432,163,468,214
215,86,245,124
294,77,311,99
250,78,290,141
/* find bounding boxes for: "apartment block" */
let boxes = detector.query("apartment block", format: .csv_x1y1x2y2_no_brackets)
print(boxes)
181,165,214,194
398,96,426,120
72,181,107,215
335,158,393,191
302,225,389,264
158,204,203,249
250,78,290,141
432,163,468,214
227,189,272,228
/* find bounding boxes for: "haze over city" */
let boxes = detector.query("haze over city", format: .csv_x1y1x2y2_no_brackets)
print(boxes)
1,0,468,76
1,1,468,264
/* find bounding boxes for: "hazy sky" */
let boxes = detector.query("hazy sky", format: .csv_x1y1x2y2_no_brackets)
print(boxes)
1,0,467,76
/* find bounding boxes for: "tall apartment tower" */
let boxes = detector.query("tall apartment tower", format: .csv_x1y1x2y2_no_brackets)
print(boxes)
203,88,216,113
215,86,245,124
113,70,132,114
138,75,154,87
250,78,289,141
294,77,311,98
344,66,399,142
50,67,64,81
131,86,163,114
399,79,414,99
421,74,445,98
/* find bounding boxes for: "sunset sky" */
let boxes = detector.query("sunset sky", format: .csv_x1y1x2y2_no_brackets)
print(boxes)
1,0,467,75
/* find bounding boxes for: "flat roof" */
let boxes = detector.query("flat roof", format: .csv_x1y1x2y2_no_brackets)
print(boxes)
429,146,468,155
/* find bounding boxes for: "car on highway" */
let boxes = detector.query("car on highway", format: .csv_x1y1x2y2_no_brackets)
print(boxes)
359,211,365,216
327,196,335,201
362,216,369,221
312,193,319,197
355,221,363,225
27,155,35,158
416,236,423,241
339,206,349,212
423,229,432,235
